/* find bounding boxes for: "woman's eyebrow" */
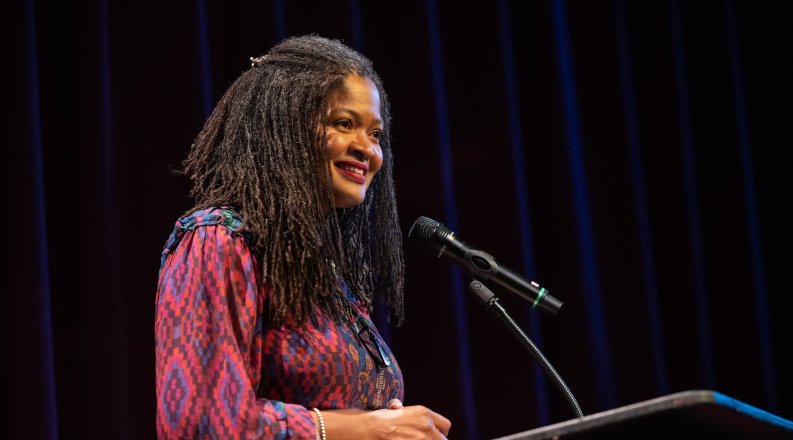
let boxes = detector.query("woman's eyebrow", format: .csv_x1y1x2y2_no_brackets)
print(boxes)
332,108,383,126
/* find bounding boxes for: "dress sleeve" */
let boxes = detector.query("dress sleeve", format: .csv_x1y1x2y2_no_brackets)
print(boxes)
155,225,316,439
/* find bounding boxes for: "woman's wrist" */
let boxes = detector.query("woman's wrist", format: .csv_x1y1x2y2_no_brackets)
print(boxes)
312,408,370,440
312,408,326,440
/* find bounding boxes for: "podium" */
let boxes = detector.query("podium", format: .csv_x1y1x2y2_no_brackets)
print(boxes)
493,390,793,439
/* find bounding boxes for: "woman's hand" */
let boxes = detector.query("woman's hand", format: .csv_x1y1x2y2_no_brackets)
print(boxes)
318,401,451,439
387,398,404,409
362,402,451,439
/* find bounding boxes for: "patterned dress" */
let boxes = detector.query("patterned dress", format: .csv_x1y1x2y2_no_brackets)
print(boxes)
155,208,404,439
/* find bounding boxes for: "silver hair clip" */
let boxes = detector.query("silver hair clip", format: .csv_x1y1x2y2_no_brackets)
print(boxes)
250,55,268,67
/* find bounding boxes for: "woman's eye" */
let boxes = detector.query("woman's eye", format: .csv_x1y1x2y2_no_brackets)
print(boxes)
369,130,382,141
334,119,352,130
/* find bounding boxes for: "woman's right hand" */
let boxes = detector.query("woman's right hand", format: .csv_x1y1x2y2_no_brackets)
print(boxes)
319,402,452,439
362,403,452,439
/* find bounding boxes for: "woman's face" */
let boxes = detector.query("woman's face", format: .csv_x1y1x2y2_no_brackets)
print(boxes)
324,74,384,208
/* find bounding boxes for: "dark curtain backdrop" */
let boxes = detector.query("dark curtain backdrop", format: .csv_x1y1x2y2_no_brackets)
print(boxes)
3,0,790,438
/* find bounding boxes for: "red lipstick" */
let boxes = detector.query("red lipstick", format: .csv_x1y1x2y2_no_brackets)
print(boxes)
334,161,367,184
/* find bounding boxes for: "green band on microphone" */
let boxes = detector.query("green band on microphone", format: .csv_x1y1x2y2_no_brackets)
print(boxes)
532,287,547,309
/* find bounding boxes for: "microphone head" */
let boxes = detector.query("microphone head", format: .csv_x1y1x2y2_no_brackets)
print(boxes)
408,216,452,257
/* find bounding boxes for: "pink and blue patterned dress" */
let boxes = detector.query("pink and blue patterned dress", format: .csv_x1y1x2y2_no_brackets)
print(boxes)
155,208,404,439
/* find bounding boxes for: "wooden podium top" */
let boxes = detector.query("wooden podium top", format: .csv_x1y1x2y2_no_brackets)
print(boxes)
492,390,793,440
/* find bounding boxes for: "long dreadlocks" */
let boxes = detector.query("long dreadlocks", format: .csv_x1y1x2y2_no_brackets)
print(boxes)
182,35,404,326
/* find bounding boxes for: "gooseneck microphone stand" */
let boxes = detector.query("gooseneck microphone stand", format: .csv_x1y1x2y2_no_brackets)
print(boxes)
469,279,584,419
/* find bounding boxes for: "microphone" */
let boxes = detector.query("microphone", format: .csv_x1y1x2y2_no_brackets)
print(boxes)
408,216,563,316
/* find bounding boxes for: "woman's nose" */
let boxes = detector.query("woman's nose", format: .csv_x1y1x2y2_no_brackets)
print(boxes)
349,130,374,159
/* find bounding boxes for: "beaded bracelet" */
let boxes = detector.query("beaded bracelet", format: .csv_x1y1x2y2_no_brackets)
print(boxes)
313,408,327,440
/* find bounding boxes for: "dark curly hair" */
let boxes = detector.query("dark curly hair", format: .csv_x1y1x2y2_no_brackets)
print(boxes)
182,35,404,326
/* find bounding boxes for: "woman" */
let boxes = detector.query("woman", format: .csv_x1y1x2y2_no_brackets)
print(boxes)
155,35,451,439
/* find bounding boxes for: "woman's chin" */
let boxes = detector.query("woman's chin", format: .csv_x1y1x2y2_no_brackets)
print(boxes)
333,193,366,209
